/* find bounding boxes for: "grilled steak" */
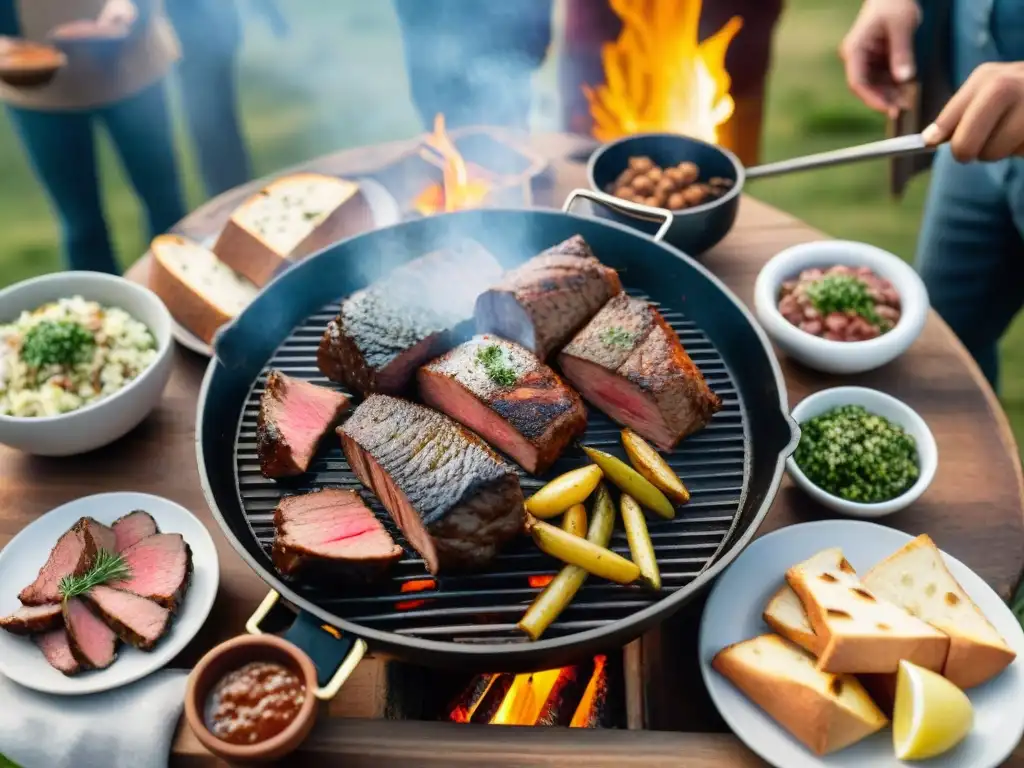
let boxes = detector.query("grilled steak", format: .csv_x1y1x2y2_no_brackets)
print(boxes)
83,585,171,651
18,517,109,606
112,510,158,553
257,370,350,478
271,488,403,580
475,235,621,361
418,335,587,475
339,395,524,574
0,603,63,635
108,533,192,611
35,628,81,676
63,597,118,670
558,293,721,450
317,240,504,395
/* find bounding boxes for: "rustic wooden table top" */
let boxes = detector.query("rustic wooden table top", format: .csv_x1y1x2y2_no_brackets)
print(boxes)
3,132,1022,766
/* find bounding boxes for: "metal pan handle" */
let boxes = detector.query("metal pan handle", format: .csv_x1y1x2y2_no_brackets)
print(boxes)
562,188,674,243
246,590,367,701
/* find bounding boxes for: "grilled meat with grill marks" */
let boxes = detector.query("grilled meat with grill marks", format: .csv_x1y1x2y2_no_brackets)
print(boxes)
257,370,350,478
339,395,524,574
272,488,403,581
558,293,720,450
318,240,503,395
475,235,621,361
418,335,587,475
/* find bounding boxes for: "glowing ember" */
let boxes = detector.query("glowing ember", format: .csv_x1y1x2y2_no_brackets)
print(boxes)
585,0,742,145
490,668,564,726
528,574,555,589
414,114,492,215
570,655,608,728
395,578,437,611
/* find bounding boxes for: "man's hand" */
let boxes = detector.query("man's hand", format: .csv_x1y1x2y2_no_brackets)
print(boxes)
839,0,921,116
923,62,1024,162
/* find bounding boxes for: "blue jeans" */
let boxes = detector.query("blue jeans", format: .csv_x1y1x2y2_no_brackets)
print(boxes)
916,147,1024,391
6,80,186,275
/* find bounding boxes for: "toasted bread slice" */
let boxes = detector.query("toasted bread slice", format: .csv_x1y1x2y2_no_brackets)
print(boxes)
863,534,1016,689
149,235,258,344
787,547,949,675
213,173,371,287
713,634,888,755
764,584,826,656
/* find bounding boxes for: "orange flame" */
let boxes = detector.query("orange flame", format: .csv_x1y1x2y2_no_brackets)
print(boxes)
570,655,608,728
490,668,564,726
414,114,492,215
585,0,742,144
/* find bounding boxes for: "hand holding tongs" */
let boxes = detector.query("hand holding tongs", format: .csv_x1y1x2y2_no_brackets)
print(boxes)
745,132,939,180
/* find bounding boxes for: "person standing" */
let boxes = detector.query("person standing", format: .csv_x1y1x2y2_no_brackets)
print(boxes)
0,0,186,275
841,0,1024,390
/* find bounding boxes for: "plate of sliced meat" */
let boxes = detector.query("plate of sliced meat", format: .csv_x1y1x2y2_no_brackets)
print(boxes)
0,492,218,695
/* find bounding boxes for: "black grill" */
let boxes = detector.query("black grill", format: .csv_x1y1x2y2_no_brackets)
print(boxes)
232,289,748,645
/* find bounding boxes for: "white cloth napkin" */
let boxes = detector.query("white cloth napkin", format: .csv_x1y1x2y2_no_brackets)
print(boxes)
0,669,187,768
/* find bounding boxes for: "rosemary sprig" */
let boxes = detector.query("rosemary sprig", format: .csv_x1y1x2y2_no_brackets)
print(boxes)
59,549,131,600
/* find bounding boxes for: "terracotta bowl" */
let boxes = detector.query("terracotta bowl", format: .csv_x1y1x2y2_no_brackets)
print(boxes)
185,634,320,764
0,38,66,88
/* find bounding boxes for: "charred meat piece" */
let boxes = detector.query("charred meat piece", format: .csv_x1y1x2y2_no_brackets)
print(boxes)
18,517,108,606
63,597,118,670
0,603,63,635
108,533,193,611
83,585,171,651
112,510,159,553
35,628,81,676
80,517,116,553
257,370,350,478
418,335,587,475
475,235,621,361
318,240,504,395
271,488,403,581
558,293,721,450
339,395,524,574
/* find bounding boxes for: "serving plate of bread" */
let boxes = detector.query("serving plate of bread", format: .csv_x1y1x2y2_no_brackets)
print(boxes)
699,520,1024,767
148,173,401,356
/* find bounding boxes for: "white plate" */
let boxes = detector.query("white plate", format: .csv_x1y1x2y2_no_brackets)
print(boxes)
168,176,403,358
699,520,1024,768
0,492,219,695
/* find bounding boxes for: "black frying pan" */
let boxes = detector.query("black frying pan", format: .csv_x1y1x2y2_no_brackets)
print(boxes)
196,193,799,684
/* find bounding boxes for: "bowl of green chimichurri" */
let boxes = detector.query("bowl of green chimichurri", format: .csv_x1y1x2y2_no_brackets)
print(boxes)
787,386,937,517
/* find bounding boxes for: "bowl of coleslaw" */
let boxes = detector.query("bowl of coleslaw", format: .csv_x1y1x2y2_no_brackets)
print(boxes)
0,271,173,455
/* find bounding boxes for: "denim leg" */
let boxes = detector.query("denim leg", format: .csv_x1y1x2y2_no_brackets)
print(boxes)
916,148,1024,390
98,81,187,240
5,106,118,274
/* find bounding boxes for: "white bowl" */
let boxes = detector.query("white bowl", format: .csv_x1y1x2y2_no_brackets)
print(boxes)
753,240,929,374
0,271,174,455
787,386,937,518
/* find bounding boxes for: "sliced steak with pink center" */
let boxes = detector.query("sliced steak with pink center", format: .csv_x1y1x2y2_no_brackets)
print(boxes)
63,597,117,670
317,240,504,396
108,533,193,611
475,235,621,361
83,585,171,651
271,488,403,581
0,603,63,635
558,293,721,451
257,370,350,478
18,517,105,606
418,335,587,475
112,510,159,553
339,395,524,574
35,628,80,675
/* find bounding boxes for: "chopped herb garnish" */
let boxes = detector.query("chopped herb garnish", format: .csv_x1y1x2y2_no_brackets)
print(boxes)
21,320,95,368
475,344,517,387
805,274,888,329
302,210,322,221
794,405,919,503
599,325,635,348
59,549,131,600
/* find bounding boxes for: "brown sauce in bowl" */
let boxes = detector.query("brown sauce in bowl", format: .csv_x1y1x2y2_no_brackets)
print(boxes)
205,661,306,745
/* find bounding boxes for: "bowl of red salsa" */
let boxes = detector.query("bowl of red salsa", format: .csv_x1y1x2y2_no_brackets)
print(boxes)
185,634,319,763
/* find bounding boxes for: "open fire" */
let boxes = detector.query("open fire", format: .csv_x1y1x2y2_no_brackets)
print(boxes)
585,0,742,145
413,114,493,215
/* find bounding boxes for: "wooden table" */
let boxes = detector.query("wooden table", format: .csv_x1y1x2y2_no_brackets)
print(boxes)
3,133,1022,766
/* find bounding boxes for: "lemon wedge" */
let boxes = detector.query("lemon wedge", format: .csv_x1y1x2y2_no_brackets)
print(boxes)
893,659,973,760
